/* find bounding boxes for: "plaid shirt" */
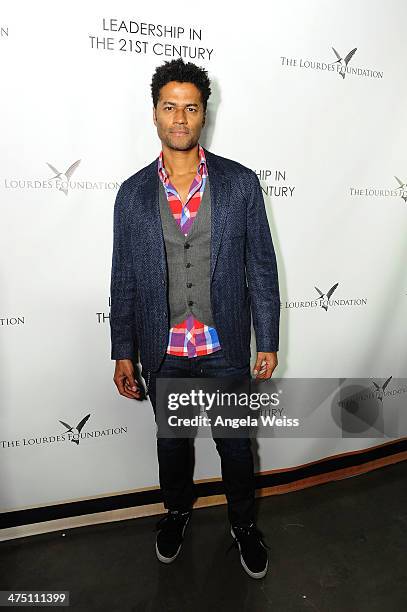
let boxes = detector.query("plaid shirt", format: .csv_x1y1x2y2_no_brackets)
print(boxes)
158,144,221,358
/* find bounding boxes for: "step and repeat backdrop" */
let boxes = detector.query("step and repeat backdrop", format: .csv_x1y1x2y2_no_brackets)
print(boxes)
1,0,406,514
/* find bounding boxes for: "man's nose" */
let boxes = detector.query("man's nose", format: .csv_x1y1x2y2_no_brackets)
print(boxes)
173,108,187,123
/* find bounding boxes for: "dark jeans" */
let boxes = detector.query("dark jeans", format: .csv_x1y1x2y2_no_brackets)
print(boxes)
147,348,255,527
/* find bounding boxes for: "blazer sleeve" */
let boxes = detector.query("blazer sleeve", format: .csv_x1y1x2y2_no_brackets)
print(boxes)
245,170,280,352
110,181,139,361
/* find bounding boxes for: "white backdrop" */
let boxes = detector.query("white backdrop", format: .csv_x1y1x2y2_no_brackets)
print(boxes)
1,0,406,513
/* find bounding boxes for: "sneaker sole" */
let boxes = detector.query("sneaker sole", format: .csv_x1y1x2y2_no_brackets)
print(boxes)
230,526,268,579
155,514,191,564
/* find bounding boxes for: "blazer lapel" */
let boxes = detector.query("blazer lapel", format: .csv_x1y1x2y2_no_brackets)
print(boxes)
138,160,168,283
203,148,231,281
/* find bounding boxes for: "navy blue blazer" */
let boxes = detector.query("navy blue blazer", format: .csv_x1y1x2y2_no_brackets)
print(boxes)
110,147,280,375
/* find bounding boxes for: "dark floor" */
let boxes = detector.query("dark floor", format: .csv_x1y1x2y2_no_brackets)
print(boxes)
1,461,406,612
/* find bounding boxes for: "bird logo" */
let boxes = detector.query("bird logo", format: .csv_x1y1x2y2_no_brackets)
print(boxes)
372,376,392,402
394,176,407,202
314,283,339,311
59,414,91,445
330,47,357,79
46,159,81,195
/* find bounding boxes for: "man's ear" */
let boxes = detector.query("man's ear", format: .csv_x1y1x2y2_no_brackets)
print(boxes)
153,106,157,126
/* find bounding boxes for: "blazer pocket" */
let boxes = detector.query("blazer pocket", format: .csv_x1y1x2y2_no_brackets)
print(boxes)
224,231,245,240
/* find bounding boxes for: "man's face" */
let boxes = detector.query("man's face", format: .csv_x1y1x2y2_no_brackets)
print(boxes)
153,81,205,151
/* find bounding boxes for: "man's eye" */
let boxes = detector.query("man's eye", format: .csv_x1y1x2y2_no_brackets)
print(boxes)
164,107,173,111
187,108,197,112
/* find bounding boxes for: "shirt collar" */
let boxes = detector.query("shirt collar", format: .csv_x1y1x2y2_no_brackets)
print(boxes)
158,143,207,181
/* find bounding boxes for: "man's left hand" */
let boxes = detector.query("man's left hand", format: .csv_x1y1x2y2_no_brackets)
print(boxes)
252,352,278,380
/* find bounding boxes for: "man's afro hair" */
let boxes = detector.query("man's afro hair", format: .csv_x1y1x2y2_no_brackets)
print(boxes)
151,58,211,112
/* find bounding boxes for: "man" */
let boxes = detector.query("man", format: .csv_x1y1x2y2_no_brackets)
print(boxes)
110,58,280,579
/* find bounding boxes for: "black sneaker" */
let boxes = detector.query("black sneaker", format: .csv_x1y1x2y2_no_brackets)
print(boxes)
229,523,269,579
155,510,192,563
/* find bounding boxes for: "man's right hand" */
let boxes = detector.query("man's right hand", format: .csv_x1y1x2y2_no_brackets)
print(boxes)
113,359,142,400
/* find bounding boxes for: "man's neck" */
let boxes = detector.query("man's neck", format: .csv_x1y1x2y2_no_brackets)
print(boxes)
161,143,200,177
